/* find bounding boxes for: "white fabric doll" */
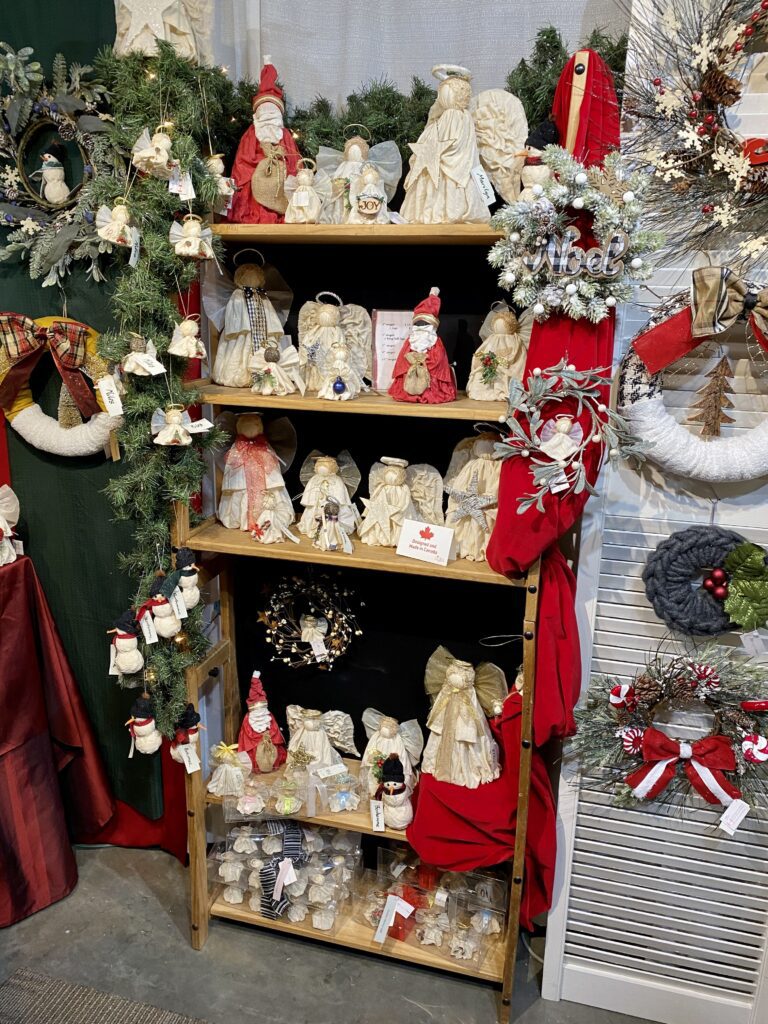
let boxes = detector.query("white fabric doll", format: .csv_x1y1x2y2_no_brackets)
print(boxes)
358,458,444,548
131,126,175,178
169,703,201,765
444,435,502,562
469,89,529,204
286,705,360,770
173,547,200,610
421,646,507,789
95,203,134,247
298,451,361,553
361,709,424,796
307,872,336,905
347,164,390,225
449,923,481,961
466,305,531,402
317,340,368,402
108,610,144,676
287,899,309,923
316,128,401,224
169,214,214,260
517,120,559,202
250,336,305,397
300,613,328,644
145,577,182,639
207,742,248,798
0,485,20,566
538,415,583,461
168,317,207,360
151,405,193,446
122,335,166,377
284,158,332,224
202,255,292,389
218,852,245,884
400,65,490,224
206,153,236,213
298,293,372,391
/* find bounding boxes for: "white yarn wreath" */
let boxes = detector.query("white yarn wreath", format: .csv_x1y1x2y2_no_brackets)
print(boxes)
10,404,122,457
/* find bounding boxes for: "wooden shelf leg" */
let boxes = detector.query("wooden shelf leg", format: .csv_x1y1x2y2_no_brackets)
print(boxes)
218,562,240,745
185,663,210,950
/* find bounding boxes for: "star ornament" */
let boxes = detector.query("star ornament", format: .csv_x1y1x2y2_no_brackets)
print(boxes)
408,135,453,188
446,471,496,530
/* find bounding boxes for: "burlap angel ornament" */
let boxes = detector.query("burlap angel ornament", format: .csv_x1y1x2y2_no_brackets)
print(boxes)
298,292,372,392
169,214,214,260
317,339,368,402
131,125,175,180
286,705,360,769
95,202,134,247
444,434,502,562
316,126,401,224
206,154,236,214
358,457,444,548
298,451,361,553
202,253,293,388
466,304,531,402
0,484,20,566
361,709,424,796
284,158,333,224
421,646,507,789
168,317,207,361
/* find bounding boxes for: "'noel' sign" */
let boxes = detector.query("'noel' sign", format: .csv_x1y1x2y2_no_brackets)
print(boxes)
523,227,629,279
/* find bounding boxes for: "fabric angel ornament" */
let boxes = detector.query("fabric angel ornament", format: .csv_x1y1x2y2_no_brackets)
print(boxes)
206,154,236,214
227,58,301,224
358,458,444,548
317,339,368,402
361,709,424,796
298,451,361,553
151,405,193,446
169,214,214,260
108,610,144,676
286,705,360,769
202,255,292,389
400,66,490,224
126,695,163,757
284,158,332,224
421,646,507,789
207,742,249,798
444,435,502,562
131,125,175,179
517,120,559,202
466,305,531,402
250,336,305,397
347,164,390,225
168,317,207,360
0,485,20,566
122,335,166,377
95,202,134,247
217,413,298,544
170,703,202,765
538,415,583,462
316,128,401,224
237,670,287,774
389,288,456,405
298,293,372,392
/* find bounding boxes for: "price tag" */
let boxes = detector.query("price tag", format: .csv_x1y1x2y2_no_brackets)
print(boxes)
310,638,328,662
139,614,159,645
12,539,24,556
391,862,408,878
434,887,449,908
131,352,166,376
293,191,309,207
109,643,120,676
273,857,298,898
471,164,495,206
178,171,196,201
373,894,399,944
313,763,347,780
395,898,414,920
549,469,570,494
97,374,123,415
369,799,386,833
186,418,214,434
129,227,141,268
178,743,201,774
169,586,188,620
719,798,750,835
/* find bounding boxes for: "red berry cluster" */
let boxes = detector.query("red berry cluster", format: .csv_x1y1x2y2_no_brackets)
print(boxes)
734,3,768,51
703,566,729,601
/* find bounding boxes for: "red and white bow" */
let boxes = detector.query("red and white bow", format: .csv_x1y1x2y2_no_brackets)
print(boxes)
625,726,742,806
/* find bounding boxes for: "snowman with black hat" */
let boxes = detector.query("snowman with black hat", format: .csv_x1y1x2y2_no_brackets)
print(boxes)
376,753,413,831
126,695,163,757
170,702,203,766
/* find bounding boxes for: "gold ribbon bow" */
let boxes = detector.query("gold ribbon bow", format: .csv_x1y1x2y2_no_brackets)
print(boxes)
213,742,240,764
691,266,768,341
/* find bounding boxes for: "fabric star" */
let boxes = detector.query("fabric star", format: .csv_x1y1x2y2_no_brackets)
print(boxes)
407,135,453,188
446,471,496,530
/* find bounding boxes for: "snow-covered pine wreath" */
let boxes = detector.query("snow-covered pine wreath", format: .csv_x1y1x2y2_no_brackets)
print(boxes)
489,147,661,324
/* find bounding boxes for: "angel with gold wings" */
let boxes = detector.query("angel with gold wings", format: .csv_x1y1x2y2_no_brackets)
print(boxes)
285,705,360,769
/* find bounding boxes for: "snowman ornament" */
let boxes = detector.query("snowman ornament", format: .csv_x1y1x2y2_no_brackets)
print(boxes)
108,609,144,676
170,703,202,766
173,547,201,610
139,577,182,639
36,153,70,205
126,695,163,756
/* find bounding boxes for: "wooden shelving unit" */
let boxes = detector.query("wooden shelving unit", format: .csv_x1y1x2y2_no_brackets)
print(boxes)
212,223,503,245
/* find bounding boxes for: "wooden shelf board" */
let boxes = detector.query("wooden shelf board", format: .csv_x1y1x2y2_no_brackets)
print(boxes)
210,897,504,982
212,223,503,246
189,382,505,422
187,519,518,587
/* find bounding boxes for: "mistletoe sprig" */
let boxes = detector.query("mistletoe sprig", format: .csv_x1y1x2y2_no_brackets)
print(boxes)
496,360,648,514
489,147,662,324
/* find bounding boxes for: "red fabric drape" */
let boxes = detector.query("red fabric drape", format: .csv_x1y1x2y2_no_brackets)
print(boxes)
551,50,620,168
0,411,9,487
227,127,300,224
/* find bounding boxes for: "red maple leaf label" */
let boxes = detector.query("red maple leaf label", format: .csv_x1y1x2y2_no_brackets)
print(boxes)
420,526,434,540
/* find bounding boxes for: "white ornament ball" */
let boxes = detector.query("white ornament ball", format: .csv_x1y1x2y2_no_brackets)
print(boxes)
498,414,507,424
532,367,542,377
575,172,588,185
598,403,607,413
609,447,618,458
630,257,643,270
520,448,530,457
532,184,544,196
565,283,578,296
592,433,601,443
533,303,545,316
503,270,516,285
572,197,584,210
605,296,617,307
510,231,521,242
622,190,635,203
566,363,576,371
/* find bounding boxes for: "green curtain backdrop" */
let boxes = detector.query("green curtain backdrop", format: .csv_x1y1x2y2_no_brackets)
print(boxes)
2,2,163,817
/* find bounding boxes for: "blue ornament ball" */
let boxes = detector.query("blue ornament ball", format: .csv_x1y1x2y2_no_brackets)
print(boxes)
332,377,346,395
84,209,94,224
33,102,41,113
4,214,13,223
84,164,93,175
49,102,58,113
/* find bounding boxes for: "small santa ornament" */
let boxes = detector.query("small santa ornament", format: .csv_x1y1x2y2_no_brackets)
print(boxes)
126,695,163,757
108,609,144,676
389,288,456,404
237,670,287,773
376,753,414,830
227,57,301,225
170,702,202,764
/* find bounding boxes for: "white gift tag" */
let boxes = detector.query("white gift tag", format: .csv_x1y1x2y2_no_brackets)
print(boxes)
434,887,449,908
293,191,309,207
395,898,414,919
719,798,750,835
168,165,181,192
396,519,456,567
310,638,328,662
131,352,166,375
109,643,120,676
471,164,495,206
178,171,196,201
549,469,570,494
369,799,386,833
186,418,214,434
179,743,201,774
97,374,123,415
129,227,141,268
139,613,159,644
169,586,188,620
373,894,399,943
12,538,24,555
391,862,408,878
313,762,347,780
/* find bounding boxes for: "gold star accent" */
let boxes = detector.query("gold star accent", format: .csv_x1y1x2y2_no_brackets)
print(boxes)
257,610,272,627
407,135,453,188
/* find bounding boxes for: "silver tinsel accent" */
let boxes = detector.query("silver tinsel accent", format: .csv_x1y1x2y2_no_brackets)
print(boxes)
445,471,496,530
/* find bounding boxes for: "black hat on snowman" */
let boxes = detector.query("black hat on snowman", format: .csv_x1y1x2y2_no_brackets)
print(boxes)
113,609,139,636
174,547,198,571
175,702,201,731
381,753,406,792
131,695,155,721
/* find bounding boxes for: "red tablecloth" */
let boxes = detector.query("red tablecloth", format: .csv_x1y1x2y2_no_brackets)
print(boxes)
0,556,114,927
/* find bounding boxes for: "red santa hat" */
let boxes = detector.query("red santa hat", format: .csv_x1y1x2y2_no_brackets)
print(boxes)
252,57,285,112
412,286,440,326
246,670,267,706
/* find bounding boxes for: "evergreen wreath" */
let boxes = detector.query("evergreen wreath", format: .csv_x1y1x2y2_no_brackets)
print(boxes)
489,147,661,323
574,644,768,817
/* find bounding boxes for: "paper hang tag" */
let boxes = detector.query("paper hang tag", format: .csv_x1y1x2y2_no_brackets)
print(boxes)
178,172,196,202
12,538,24,556
719,798,750,836
273,858,298,899
373,894,399,944
129,227,141,268
369,799,386,833
186,418,214,434
548,469,570,494
471,164,495,207
395,897,414,920
313,762,347,781
97,374,124,415
109,643,120,676
310,638,328,662
178,743,201,774
169,586,188,620
131,352,166,375
396,519,456,568
391,862,408,878
434,887,449,908
139,613,159,645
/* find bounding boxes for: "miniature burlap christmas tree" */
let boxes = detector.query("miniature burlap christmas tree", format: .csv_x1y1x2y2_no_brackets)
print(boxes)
686,356,735,438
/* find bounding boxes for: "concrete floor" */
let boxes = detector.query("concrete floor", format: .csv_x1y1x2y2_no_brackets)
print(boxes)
0,847,643,1024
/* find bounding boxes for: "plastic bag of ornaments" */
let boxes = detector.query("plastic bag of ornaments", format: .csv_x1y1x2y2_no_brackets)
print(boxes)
445,909,503,967
283,895,343,935
376,847,441,890
305,766,361,816
353,871,456,945
269,770,309,817
439,867,508,913
222,778,271,821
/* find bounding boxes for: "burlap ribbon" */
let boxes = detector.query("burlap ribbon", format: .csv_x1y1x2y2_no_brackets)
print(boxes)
251,142,288,213
404,351,430,396
227,434,281,533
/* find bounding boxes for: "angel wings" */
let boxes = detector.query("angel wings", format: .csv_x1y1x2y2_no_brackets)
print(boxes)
297,295,372,394
286,705,360,769
358,457,443,548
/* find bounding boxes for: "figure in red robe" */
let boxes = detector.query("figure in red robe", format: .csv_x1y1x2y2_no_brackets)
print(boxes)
388,287,456,404
227,58,301,225
237,670,286,773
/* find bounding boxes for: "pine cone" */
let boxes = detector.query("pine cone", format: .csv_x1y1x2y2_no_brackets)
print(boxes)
701,68,742,107
634,674,662,706
720,708,755,734
669,675,696,704
672,180,692,195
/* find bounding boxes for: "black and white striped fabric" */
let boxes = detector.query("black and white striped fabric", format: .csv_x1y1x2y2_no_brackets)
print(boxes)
243,286,269,353
259,860,289,920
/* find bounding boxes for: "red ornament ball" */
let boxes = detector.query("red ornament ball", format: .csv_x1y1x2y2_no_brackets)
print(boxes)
653,77,662,87
692,91,702,102
705,114,715,124
703,576,716,591
745,25,755,35
751,9,762,20
712,124,721,133
688,109,698,119
762,1,768,10
697,126,708,136
711,567,727,584
701,203,714,214
713,585,728,601
734,41,744,51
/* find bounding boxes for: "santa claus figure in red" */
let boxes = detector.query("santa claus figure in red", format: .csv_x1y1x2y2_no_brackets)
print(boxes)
227,57,301,225
388,287,456,404
237,669,286,773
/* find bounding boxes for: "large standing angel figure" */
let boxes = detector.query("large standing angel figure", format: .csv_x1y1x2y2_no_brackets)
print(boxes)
298,451,361,553
466,304,530,402
284,158,333,224
316,126,401,224
389,287,456,405
0,485,20,566
361,709,424,796
286,705,360,769
201,253,293,389
358,457,443,548
217,413,298,545
298,293,372,392
421,646,507,789
444,435,502,562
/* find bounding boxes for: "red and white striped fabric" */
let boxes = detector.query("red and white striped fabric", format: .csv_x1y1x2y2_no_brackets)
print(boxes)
625,727,742,806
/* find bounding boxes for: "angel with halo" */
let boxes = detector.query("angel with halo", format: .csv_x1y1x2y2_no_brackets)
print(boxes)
216,412,298,545
298,451,361,553
316,125,401,224
317,339,368,402
285,705,360,770
250,336,305,397
206,153,236,214
358,457,443,548
538,415,583,462
131,125,176,179
444,434,502,562
298,292,371,392
347,164,390,225
284,158,333,224
152,405,193,446
361,709,424,796
421,646,507,789
169,214,214,260
0,485,20,566
201,251,293,389
466,304,531,402
122,334,166,377
95,202,134,247
168,316,207,360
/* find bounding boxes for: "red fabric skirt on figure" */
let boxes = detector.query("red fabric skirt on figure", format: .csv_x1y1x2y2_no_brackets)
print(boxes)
388,286,456,404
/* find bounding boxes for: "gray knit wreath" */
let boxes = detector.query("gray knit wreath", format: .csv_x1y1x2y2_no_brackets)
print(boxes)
643,526,744,636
